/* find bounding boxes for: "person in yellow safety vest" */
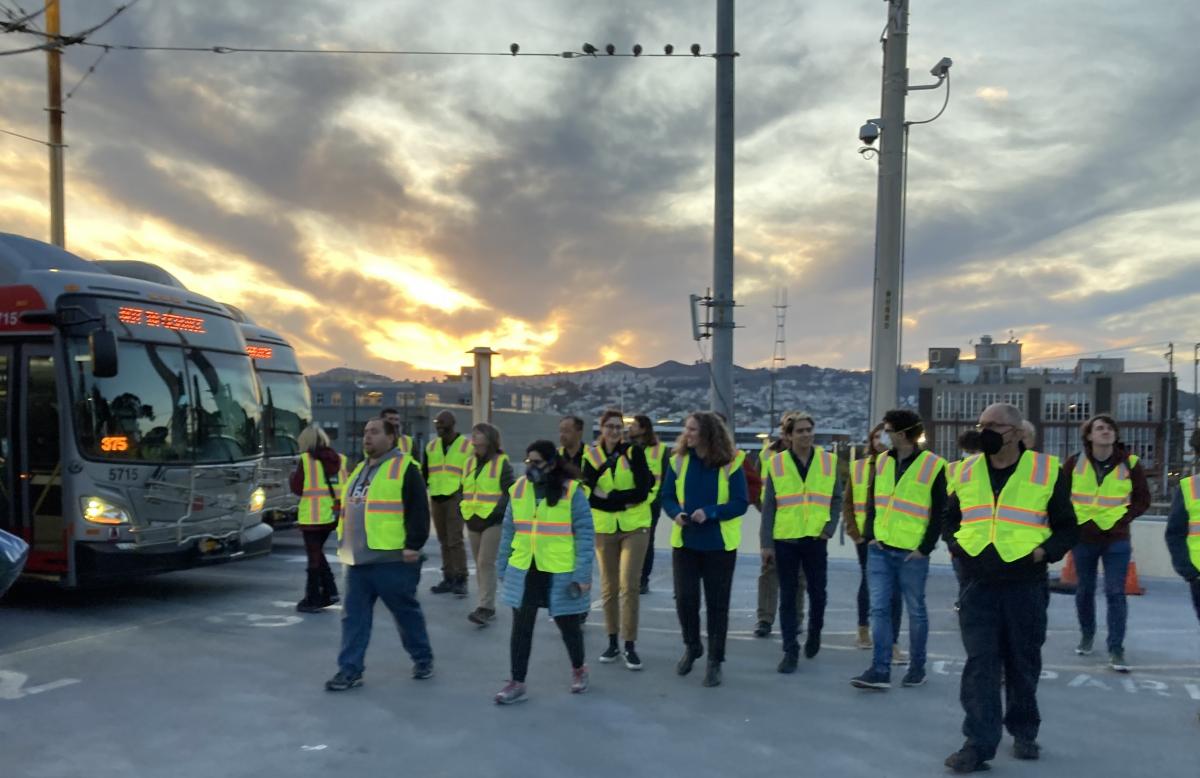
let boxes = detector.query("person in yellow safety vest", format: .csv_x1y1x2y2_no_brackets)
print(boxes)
1064,414,1150,672
424,410,473,597
753,411,806,639
1164,438,1200,723
290,424,348,612
759,412,841,673
660,411,749,689
325,417,434,692
946,429,985,588
851,409,947,693
461,422,515,628
940,403,1078,773
557,414,587,471
494,440,595,704
583,408,653,670
841,422,902,652
631,414,670,594
382,408,415,457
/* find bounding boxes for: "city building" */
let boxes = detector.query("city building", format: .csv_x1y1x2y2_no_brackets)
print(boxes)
919,335,1182,475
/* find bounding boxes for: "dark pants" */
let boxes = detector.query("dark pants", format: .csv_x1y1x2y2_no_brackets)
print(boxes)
639,502,662,587
1192,579,1200,622
673,547,737,663
301,525,335,571
509,563,585,682
855,540,902,636
776,538,827,653
958,578,1048,761
337,560,433,675
1073,539,1132,652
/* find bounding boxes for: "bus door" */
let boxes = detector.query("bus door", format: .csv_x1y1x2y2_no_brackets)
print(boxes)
20,347,65,577
0,345,13,541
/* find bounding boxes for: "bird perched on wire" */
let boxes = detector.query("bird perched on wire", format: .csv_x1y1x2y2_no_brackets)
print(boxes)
664,44,674,55
582,42,598,56
690,43,701,56
633,44,643,56
510,43,519,55
605,43,615,55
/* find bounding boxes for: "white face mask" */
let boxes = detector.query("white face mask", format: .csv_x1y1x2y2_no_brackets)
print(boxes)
877,431,893,450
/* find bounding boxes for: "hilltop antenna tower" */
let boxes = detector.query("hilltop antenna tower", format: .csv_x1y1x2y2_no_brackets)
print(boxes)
768,288,788,429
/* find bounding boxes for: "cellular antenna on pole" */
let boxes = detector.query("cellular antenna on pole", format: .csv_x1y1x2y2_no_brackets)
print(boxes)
768,288,787,429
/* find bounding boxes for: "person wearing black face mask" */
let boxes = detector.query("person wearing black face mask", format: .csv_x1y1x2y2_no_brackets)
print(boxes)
941,404,1078,774
495,441,594,704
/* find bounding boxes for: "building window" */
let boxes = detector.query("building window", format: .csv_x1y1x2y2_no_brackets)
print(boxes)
1044,393,1065,422
315,392,325,405
1041,426,1069,460
358,391,383,407
1116,392,1153,422
1123,426,1156,467
330,391,342,406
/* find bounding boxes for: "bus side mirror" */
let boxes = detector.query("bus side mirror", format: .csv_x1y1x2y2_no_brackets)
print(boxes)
90,329,119,378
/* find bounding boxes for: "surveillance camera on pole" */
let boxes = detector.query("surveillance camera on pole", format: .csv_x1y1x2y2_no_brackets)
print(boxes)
859,120,881,146
930,57,953,78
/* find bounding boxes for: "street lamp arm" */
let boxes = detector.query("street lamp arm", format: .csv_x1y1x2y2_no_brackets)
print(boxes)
906,72,951,126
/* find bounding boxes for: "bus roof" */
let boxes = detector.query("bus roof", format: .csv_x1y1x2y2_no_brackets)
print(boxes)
0,233,232,317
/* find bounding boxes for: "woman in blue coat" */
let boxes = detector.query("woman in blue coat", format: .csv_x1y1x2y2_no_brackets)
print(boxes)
494,440,594,704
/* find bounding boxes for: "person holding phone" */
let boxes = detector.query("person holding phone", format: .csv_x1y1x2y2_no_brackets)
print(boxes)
660,412,749,688
494,440,595,704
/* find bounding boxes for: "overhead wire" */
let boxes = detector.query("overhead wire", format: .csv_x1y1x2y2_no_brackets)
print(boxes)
77,40,730,59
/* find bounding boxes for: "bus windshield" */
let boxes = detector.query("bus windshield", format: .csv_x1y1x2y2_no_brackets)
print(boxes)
69,339,263,463
259,371,310,456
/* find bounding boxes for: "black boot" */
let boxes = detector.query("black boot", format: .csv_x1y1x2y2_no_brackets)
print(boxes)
296,570,324,613
318,567,339,607
430,577,455,594
451,574,468,599
702,661,723,687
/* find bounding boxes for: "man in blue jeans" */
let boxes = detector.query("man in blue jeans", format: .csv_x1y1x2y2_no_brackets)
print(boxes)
326,418,434,691
851,409,946,691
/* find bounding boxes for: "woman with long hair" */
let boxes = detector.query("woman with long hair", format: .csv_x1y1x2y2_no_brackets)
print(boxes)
289,424,347,612
461,422,515,627
1065,414,1150,671
660,411,749,687
582,409,653,670
494,440,594,704
630,414,669,594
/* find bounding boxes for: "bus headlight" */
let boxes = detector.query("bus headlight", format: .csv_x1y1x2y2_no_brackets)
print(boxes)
81,496,131,525
248,487,266,513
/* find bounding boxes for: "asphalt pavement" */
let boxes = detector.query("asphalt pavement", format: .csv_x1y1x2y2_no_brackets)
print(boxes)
2,530,1198,778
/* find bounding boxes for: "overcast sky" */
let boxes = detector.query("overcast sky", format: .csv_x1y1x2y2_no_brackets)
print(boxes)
1,1,1197,379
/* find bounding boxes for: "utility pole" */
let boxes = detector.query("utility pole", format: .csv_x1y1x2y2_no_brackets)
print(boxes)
866,0,909,431
45,0,65,247
710,0,736,430
768,288,787,429
1164,342,1174,496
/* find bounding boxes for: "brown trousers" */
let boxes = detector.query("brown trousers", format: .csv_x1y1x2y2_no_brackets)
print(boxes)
468,525,501,611
756,552,806,625
431,493,468,578
595,528,650,642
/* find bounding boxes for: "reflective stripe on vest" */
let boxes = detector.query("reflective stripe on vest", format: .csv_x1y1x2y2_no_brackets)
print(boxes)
668,450,743,552
873,450,946,551
953,451,1058,563
396,435,413,455
587,444,652,533
947,460,961,496
298,452,348,526
644,442,666,503
507,477,579,574
850,457,871,534
425,435,472,496
1181,476,1200,573
461,453,510,520
337,455,412,550
1070,454,1138,531
768,447,838,540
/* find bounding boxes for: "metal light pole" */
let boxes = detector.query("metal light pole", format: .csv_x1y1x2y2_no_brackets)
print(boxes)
45,0,65,247
1164,342,1174,496
866,0,909,431
710,0,736,430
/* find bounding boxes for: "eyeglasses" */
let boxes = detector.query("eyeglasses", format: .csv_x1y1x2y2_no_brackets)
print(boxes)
523,458,546,466
975,422,1013,432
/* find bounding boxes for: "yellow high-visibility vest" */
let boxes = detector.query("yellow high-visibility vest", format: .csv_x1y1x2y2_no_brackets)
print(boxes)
461,453,510,520
954,451,1058,562
298,452,348,526
584,444,652,533
1180,476,1200,573
850,457,872,534
668,450,745,552
643,442,667,504
1070,454,1139,530
507,477,580,574
873,450,946,551
338,454,413,550
425,434,472,497
766,447,838,540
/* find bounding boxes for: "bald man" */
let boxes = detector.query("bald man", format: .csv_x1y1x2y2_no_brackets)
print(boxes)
424,411,473,597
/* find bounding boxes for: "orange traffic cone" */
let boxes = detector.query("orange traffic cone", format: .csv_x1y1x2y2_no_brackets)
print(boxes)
1125,560,1145,596
1050,551,1078,593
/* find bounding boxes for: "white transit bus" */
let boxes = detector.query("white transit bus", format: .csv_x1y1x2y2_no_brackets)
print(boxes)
1,235,271,586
